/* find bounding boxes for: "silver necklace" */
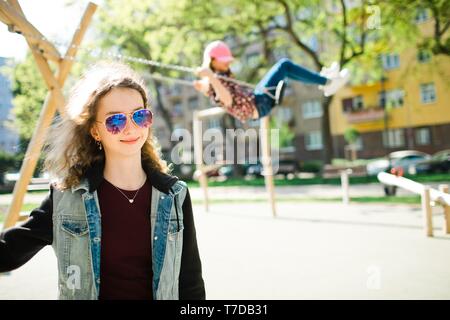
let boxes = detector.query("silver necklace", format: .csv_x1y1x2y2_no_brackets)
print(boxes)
109,177,146,204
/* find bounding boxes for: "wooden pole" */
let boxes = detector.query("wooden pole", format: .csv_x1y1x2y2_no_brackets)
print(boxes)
260,116,276,217
439,184,450,234
193,111,209,212
0,1,61,62
341,169,350,205
422,186,433,237
2,2,97,229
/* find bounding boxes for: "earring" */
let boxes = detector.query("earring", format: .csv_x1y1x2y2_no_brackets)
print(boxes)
96,140,102,150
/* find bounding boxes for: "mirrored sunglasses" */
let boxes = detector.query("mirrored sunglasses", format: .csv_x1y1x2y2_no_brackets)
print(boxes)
97,108,153,134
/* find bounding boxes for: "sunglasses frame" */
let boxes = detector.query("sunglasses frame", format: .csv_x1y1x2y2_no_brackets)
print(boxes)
95,108,153,134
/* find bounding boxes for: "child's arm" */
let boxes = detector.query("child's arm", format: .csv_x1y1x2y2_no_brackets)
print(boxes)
195,67,233,108
0,186,53,273
193,78,210,97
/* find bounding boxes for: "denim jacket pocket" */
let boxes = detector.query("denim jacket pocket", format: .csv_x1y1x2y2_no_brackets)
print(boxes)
61,219,89,237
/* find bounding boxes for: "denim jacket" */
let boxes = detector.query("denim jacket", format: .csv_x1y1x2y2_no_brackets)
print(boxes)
0,161,205,300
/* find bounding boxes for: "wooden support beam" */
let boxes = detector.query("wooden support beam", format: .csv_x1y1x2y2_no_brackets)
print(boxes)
439,185,450,234
0,0,61,62
196,107,225,120
57,2,97,83
0,8,13,25
2,2,97,229
260,117,277,217
422,187,433,237
193,111,209,212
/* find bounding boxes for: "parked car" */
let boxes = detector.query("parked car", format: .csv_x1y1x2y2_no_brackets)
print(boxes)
366,150,431,176
246,160,299,177
415,149,450,173
171,164,195,180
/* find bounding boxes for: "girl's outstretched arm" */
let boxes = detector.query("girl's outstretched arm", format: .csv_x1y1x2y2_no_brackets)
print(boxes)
195,67,233,108
193,78,210,97
0,187,53,273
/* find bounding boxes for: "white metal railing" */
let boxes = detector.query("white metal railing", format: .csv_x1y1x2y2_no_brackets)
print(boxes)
378,172,450,237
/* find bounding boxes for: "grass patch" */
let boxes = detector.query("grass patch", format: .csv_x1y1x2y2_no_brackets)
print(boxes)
191,195,421,205
186,172,450,188
0,203,42,223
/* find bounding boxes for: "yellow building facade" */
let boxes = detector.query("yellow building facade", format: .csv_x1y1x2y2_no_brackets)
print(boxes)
330,18,450,159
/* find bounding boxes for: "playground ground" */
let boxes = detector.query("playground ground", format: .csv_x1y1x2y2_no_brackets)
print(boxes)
1,195,450,300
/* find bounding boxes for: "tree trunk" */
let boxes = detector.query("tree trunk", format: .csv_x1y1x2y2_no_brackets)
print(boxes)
321,96,334,164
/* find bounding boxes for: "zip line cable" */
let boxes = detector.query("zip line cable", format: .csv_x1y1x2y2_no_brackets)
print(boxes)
16,31,265,89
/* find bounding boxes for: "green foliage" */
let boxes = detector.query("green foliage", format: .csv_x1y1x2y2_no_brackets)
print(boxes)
379,0,450,56
300,160,323,173
8,53,47,149
269,116,295,149
0,150,16,184
344,127,360,144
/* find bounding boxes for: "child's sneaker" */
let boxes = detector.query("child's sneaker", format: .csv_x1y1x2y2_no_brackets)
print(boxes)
322,68,350,97
320,61,340,78
275,80,286,105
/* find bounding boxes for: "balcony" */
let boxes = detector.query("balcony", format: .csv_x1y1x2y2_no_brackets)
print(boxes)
344,106,385,124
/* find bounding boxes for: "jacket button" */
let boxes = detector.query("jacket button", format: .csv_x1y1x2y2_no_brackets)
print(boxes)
93,237,100,243
160,196,165,200
154,236,158,241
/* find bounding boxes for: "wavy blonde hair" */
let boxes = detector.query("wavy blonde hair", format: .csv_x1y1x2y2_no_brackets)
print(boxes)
43,61,169,190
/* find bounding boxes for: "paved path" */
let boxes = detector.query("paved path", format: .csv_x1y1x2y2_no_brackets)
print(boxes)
1,201,449,299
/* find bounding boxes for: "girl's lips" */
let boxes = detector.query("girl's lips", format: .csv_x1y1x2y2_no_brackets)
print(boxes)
120,137,139,144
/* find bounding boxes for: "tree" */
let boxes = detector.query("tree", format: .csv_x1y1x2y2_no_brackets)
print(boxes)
344,127,360,161
380,0,450,56
93,0,409,164
145,0,396,164
8,53,47,154
95,0,209,146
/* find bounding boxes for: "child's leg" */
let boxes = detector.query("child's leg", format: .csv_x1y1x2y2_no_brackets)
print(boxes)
255,58,327,93
253,58,328,119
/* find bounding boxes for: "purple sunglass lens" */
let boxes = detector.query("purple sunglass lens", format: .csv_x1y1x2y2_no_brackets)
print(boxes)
105,113,127,134
132,109,153,128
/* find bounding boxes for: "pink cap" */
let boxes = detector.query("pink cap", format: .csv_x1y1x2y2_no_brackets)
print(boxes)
202,41,234,66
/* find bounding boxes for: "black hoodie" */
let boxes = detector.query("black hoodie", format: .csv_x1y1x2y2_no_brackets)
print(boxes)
0,161,205,300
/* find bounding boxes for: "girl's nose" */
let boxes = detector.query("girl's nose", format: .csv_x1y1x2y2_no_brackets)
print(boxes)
123,114,137,133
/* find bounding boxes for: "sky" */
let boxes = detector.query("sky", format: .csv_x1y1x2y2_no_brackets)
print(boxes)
0,0,95,61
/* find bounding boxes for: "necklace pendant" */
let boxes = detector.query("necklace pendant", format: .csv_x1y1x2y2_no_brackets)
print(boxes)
129,199,134,203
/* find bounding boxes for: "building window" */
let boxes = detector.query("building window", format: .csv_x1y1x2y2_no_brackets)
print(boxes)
415,9,429,23
416,128,431,145
305,131,323,150
188,97,198,110
379,89,404,108
420,83,436,104
342,95,364,113
207,118,221,129
381,54,400,70
417,50,431,63
303,100,322,119
277,107,293,122
172,84,182,96
383,129,405,148
354,136,363,150
172,101,183,116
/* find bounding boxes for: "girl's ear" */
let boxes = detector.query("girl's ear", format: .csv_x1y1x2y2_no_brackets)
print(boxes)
90,125,100,140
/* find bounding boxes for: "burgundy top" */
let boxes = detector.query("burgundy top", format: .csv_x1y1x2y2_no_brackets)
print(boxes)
97,177,153,300
207,71,257,123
